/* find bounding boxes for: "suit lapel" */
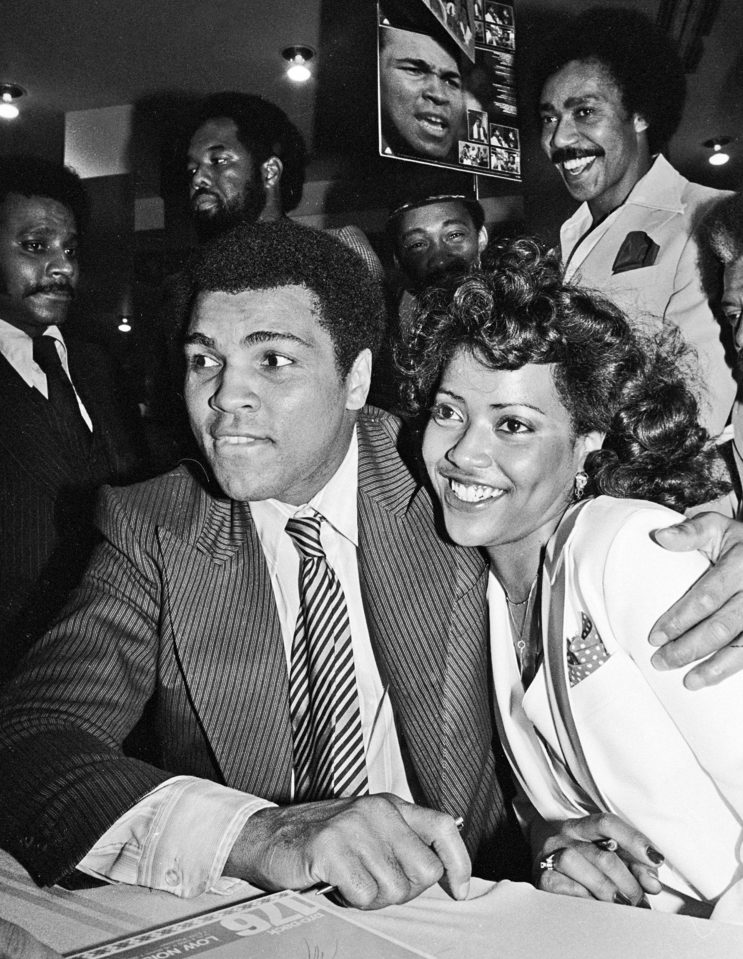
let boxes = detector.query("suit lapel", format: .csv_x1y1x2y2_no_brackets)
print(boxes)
0,353,83,497
159,493,293,800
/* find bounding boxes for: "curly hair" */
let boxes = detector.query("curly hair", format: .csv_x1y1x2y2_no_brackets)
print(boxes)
187,92,307,212
398,237,729,511
701,191,743,266
534,8,686,156
182,219,385,377
0,155,89,233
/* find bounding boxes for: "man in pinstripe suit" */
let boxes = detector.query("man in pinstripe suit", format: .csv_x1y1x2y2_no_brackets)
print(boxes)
0,220,528,909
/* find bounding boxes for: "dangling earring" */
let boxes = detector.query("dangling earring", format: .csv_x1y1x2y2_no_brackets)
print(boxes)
573,470,588,501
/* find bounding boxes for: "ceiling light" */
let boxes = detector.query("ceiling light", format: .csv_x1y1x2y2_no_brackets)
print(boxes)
117,316,132,333
282,46,314,83
0,83,26,121
704,136,732,166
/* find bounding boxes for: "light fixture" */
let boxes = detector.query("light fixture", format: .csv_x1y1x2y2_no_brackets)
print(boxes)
282,45,315,83
704,136,732,166
0,83,26,121
117,316,132,333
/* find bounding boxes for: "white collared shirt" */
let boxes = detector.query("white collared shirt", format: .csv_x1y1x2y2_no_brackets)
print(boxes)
78,430,412,897
0,318,92,429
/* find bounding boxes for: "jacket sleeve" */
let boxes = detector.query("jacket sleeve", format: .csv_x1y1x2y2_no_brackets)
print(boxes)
664,230,736,436
0,484,174,886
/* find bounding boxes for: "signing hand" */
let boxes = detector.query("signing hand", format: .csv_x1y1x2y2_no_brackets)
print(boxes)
534,813,664,906
224,793,470,909
649,512,743,689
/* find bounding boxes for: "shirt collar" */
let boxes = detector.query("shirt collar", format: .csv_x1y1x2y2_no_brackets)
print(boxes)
564,154,685,237
249,428,359,570
0,319,66,382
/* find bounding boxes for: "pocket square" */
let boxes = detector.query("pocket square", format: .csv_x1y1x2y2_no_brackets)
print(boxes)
612,231,660,274
567,612,610,686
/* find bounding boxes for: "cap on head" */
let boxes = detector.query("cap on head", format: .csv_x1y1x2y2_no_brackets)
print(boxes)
387,192,485,243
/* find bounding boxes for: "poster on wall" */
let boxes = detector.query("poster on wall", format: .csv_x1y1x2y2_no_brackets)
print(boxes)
378,0,520,182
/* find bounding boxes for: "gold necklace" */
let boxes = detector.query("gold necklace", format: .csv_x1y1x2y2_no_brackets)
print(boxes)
505,577,539,683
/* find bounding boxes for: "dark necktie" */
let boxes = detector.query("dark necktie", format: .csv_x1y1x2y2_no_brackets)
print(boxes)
32,335,91,446
286,512,369,801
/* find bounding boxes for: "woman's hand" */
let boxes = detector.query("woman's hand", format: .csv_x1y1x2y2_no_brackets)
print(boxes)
534,813,664,906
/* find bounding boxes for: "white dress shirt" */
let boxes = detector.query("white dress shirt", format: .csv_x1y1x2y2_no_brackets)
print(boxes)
0,318,92,429
78,430,412,896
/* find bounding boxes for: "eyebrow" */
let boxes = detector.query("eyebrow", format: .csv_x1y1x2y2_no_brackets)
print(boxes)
401,217,472,239
539,93,604,113
184,329,312,349
436,387,546,415
393,56,461,83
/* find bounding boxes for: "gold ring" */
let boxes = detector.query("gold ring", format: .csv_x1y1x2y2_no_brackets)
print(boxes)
539,853,557,871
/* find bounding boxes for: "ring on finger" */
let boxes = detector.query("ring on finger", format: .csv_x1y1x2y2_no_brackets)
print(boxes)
539,853,557,872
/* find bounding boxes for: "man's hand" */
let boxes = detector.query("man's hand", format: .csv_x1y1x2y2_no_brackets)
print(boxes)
534,813,663,906
649,512,743,689
0,919,61,959
224,794,470,909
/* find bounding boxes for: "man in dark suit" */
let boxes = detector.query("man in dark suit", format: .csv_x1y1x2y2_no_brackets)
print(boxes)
0,220,527,908
0,156,146,680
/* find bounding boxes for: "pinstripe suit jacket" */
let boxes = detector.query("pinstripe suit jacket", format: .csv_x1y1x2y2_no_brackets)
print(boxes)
0,337,147,680
0,406,526,887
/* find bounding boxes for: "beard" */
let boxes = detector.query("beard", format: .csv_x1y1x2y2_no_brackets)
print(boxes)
193,180,268,243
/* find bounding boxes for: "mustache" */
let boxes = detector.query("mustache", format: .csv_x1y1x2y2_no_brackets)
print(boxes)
551,147,604,165
26,282,75,298
191,186,218,199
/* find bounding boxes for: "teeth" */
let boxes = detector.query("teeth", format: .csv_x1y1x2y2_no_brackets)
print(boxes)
218,436,255,445
450,480,503,503
562,156,595,174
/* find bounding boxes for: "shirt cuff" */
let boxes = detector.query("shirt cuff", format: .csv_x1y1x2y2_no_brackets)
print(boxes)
78,776,276,898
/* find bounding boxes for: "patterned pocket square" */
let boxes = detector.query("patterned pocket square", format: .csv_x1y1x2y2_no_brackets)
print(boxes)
612,231,660,274
567,612,610,687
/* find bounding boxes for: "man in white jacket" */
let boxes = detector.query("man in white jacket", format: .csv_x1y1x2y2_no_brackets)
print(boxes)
536,7,735,436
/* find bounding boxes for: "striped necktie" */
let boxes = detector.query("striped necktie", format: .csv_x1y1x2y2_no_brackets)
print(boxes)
286,512,369,801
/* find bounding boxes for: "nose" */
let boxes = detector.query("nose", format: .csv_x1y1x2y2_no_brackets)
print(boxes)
208,365,260,414
447,421,494,471
546,113,577,152
190,163,212,191
422,73,450,104
46,247,76,278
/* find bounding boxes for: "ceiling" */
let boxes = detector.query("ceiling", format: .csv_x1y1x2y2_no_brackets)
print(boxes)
2,0,742,232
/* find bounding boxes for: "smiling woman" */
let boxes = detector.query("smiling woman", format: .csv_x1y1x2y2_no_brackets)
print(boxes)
397,236,743,921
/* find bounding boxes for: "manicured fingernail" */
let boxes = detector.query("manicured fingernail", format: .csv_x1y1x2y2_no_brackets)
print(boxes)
614,892,632,906
648,629,666,647
646,846,664,865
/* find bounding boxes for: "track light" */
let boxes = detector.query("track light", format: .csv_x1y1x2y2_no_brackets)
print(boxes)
0,83,26,121
704,137,732,166
282,46,315,83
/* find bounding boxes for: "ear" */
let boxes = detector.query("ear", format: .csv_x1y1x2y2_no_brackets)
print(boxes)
345,349,372,411
260,155,283,191
477,225,489,256
633,113,649,136
577,430,605,464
